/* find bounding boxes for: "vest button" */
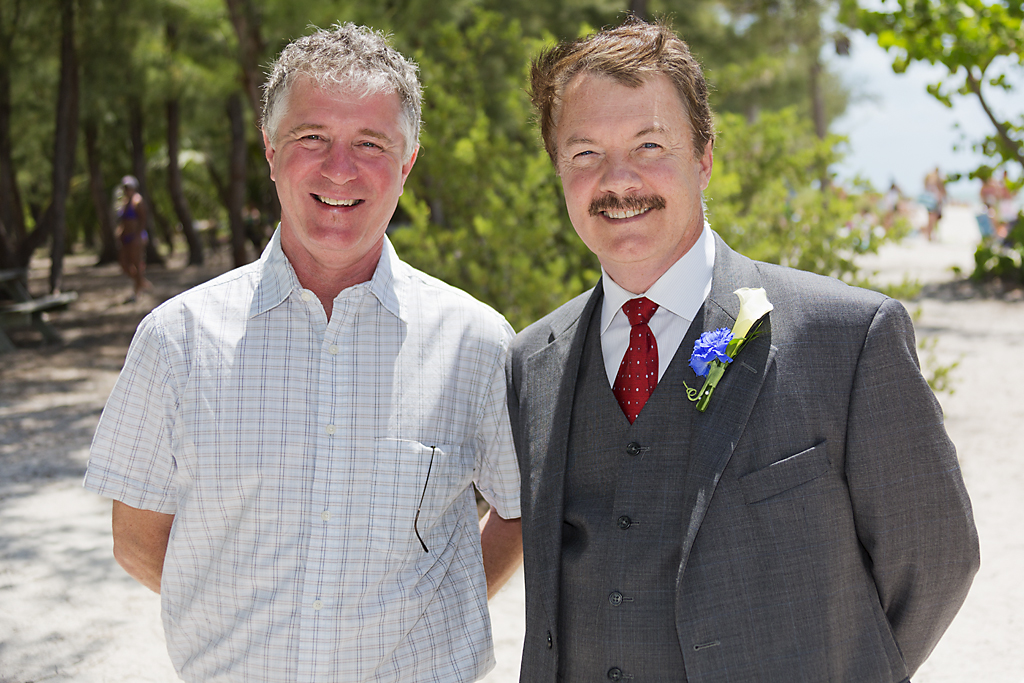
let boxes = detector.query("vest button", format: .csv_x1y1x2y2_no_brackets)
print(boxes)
608,591,623,606
626,442,642,456
608,667,624,681
617,515,632,530
547,630,553,649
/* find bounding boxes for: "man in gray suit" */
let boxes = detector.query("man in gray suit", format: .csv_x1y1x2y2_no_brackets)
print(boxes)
506,18,979,683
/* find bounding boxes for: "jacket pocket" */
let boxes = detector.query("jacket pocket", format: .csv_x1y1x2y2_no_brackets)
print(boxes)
739,442,830,504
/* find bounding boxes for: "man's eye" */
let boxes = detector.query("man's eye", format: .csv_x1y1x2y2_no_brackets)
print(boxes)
641,142,660,149
360,141,383,150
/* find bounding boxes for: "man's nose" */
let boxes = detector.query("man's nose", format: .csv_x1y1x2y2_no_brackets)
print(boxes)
322,144,358,183
598,155,642,196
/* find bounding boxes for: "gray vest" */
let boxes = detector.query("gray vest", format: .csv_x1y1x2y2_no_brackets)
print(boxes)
558,307,696,682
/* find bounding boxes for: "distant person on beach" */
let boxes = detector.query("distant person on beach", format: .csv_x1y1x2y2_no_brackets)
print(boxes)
507,18,979,683
996,170,1020,240
115,175,150,301
981,170,1020,241
881,181,904,230
922,166,946,241
85,24,522,682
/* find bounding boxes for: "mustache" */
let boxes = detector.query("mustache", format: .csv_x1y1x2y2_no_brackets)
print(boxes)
589,194,667,217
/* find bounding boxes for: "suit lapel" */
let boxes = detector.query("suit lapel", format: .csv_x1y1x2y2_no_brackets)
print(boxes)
524,285,603,626
677,235,777,583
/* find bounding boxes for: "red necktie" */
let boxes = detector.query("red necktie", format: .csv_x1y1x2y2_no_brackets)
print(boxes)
612,297,659,424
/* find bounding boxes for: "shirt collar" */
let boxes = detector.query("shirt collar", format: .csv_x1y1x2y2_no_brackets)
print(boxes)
600,220,715,333
367,235,406,322
251,227,297,318
250,227,408,321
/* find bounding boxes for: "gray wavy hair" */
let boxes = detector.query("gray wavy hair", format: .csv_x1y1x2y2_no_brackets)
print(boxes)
261,23,422,162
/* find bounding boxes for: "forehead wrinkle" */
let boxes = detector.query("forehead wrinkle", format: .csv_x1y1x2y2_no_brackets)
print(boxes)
634,123,672,138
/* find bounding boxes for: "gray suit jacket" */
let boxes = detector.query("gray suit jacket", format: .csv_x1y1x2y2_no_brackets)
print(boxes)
506,234,979,682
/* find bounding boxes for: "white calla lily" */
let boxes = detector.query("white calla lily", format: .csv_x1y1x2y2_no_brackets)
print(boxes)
732,287,773,339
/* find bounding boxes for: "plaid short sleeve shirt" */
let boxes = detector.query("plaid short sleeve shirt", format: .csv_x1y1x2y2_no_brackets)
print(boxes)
85,231,521,683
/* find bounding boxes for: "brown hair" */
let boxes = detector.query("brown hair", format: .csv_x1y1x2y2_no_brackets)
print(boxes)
530,17,714,163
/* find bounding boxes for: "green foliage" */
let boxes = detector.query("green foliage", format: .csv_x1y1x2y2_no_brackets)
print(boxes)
389,11,598,331
707,108,893,281
3,0,883,328
971,218,1024,285
843,0,1023,285
842,0,1023,170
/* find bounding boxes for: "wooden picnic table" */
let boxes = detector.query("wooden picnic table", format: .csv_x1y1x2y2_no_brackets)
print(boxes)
0,268,78,353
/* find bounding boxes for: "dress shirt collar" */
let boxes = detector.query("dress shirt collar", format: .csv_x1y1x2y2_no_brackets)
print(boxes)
251,227,407,322
600,220,716,334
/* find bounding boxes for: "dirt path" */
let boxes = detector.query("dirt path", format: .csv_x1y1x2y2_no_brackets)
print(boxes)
1,207,1021,682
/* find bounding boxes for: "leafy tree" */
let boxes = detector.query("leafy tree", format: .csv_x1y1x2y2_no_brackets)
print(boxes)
708,107,886,281
388,11,599,331
843,0,1023,282
842,0,1022,171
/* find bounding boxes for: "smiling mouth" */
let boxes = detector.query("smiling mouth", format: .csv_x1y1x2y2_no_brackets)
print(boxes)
603,206,652,219
314,194,361,207
590,194,666,219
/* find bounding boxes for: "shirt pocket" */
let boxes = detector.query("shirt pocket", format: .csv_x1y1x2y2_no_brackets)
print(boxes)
738,442,831,504
367,438,473,554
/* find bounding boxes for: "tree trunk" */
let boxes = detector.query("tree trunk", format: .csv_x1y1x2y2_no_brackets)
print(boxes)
227,93,248,267
0,0,25,266
224,0,264,117
224,0,280,237
806,29,831,191
167,98,204,265
629,0,649,20
128,97,166,265
965,70,1024,168
44,0,80,294
84,119,118,264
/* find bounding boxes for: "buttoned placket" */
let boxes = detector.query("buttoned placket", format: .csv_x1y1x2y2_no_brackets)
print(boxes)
295,286,361,682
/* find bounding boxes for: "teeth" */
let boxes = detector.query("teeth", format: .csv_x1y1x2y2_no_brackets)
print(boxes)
316,195,358,207
604,207,650,219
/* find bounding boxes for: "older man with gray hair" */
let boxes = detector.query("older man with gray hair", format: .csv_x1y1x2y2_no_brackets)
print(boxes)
85,23,522,682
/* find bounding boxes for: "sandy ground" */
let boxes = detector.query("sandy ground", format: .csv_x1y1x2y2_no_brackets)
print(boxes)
1,205,1022,682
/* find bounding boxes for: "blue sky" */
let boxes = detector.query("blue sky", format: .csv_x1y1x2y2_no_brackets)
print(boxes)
829,31,1019,201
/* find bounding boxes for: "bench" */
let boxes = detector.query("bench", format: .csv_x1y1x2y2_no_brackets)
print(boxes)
0,268,78,352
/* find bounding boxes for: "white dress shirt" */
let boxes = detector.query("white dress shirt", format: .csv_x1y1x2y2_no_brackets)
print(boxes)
600,221,715,386
85,230,521,683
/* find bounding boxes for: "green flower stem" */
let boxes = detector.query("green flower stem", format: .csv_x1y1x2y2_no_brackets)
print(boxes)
694,361,728,412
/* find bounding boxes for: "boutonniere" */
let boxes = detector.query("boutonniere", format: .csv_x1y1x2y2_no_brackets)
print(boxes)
685,287,773,412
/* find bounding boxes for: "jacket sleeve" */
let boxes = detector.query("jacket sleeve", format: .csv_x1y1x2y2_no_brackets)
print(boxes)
844,297,980,675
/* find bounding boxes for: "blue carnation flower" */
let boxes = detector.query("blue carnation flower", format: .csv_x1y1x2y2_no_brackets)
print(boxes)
689,328,734,377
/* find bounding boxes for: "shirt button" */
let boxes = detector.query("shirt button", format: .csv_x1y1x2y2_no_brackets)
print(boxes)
608,667,623,681
626,442,642,457
328,344,339,355
325,424,336,435
609,591,623,606
300,291,312,302
312,600,323,611
321,510,331,521
617,515,632,530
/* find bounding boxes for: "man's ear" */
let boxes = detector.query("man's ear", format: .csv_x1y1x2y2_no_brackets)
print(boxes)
398,145,419,195
698,140,713,191
262,128,276,181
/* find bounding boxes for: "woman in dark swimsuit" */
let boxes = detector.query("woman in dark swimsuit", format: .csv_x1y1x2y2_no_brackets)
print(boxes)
116,176,150,301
